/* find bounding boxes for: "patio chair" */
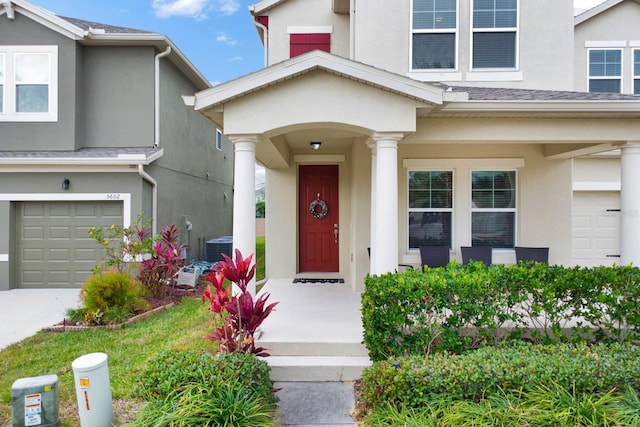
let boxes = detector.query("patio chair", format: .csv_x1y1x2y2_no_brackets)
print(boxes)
515,246,549,264
419,245,450,270
461,246,492,265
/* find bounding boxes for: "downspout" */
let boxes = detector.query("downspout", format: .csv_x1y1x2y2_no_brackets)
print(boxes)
253,17,269,67
138,165,158,235
146,46,170,235
154,46,171,148
350,0,355,60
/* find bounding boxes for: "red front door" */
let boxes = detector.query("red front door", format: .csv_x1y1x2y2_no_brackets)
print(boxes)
299,165,339,272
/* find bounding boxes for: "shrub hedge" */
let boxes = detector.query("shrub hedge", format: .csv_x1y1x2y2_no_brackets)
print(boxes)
360,342,640,410
362,262,640,360
134,349,276,406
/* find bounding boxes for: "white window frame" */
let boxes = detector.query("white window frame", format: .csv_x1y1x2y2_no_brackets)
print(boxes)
216,129,223,151
470,0,519,71
407,169,455,250
587,48,623,94
633,48,640,95
470,169,517,249
0,45,58,122
0,53,4,114
410,0,459,73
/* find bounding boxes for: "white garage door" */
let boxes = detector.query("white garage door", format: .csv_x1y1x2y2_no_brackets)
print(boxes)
16,201,123,288
572,192,620,267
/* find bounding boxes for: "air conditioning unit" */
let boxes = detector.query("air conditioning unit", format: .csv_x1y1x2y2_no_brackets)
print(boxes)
205,236,233,263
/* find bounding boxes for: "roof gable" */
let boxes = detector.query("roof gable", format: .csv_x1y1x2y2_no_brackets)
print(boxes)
1,0,210,90
575,0,640,25
192,50,445,112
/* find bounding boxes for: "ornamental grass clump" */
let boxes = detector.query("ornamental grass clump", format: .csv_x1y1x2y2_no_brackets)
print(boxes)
202,249,278,356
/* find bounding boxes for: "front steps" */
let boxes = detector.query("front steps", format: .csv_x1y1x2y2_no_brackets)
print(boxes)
257,338,372,381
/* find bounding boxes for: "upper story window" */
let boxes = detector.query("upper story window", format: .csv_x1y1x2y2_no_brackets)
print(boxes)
634,49,640,95
216,129,223,151
588,48,622,93
411,0,457,70
408,170,453,249
471,171,516,248
0,46,57,122
472,0,518,69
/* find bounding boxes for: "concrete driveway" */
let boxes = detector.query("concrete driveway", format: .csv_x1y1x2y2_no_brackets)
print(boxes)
0,288,81,350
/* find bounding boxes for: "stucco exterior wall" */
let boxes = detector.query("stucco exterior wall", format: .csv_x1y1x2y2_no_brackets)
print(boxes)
264,0,350,65
224,71,417,137
574,157,621,184
574,1,640,94
0,13,79,150
80,46,155,148
148,57,233,259
353,0,574,89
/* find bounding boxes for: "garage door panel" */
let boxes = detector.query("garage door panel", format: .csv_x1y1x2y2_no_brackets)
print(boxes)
49,204,72,218
50,226,72,239
572,192,620,267
16,201,123,288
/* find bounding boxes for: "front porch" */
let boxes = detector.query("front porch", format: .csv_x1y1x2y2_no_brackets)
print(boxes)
256,278,371,381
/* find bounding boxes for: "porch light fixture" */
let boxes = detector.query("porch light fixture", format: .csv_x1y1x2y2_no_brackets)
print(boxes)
62,178,70,190
310,141,322,150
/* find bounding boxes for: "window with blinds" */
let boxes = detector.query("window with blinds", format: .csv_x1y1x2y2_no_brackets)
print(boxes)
408,170,454,248
472,0,517,69
412,0,458,70
471,171,516,248
588,49,622,94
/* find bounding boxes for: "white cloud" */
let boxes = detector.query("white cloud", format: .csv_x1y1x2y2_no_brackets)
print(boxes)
228,56,242,63
216,32,238,46
152,0,209,20
213,0,240,15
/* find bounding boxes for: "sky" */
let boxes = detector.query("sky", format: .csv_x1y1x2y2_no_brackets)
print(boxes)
27,0,608,87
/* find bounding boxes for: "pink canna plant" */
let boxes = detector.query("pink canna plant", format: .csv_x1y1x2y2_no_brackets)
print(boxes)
202,249,278,357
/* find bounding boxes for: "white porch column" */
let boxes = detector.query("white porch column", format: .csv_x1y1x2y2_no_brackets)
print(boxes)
371,132,403,275
368,140,377,271
230,135,258,295
620,142,640,266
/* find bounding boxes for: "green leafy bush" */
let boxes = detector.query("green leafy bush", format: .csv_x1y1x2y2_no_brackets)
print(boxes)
134,349,276,406
78,270,149,325
360,342,640,409
363,386,640,427
131,381,276,427
363,263,640,360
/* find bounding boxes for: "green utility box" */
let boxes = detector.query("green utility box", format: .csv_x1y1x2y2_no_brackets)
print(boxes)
11,375,60,427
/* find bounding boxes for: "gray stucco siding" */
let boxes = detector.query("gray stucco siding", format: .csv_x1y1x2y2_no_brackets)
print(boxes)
0,13,79,151
150,58,233,260
81,46,155,148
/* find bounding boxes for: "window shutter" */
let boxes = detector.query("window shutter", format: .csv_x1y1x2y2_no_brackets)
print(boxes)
290,33,331,58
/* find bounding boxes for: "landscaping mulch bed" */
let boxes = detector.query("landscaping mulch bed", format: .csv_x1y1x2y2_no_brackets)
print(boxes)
46,282,207,331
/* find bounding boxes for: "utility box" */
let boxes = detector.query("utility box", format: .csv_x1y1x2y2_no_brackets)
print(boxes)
11,374,60,427
72,352,113,427
205,236,233,263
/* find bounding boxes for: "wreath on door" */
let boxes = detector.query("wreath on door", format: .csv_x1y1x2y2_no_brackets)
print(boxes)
309,198,329,219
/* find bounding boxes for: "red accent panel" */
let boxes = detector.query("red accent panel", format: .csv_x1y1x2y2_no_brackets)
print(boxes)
299,165,339,272
257,15,269,28
290,33,331,58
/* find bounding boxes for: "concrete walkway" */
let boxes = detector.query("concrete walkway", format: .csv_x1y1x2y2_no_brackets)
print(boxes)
0,288,81,350
275,381,357,427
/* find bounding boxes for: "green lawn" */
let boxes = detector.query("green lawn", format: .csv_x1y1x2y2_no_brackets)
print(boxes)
0,297,214,426
256,235,265,281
